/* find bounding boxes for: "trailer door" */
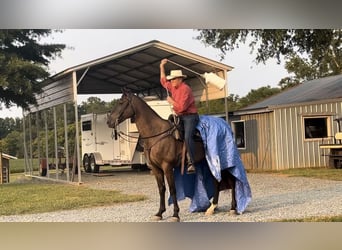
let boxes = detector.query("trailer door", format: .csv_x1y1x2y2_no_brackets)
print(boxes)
94,114,120,161
81,115,96,155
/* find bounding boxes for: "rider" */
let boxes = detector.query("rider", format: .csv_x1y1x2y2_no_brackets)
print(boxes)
160,58,199,174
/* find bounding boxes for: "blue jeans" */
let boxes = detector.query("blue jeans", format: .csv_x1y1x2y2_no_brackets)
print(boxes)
179,114,199,164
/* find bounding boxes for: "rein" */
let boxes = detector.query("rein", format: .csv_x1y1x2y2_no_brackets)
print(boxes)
113,95,177,150
117,126,175,140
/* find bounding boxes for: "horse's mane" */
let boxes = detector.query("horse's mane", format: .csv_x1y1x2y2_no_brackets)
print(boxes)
131,94,169,122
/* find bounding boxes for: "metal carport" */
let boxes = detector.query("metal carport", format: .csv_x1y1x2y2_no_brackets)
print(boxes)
24,40,233,183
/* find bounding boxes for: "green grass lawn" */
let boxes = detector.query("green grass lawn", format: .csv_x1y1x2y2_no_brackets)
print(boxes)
0,176,146,216
9,158,39,173
2,159,146,217
275,215,342,222
247,167,342,181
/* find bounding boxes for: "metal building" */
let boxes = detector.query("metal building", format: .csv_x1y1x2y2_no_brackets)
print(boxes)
23,40,233,183
230,74,342,170
0,152,17,184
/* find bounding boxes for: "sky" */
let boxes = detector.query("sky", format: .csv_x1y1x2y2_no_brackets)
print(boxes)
0,29,289,118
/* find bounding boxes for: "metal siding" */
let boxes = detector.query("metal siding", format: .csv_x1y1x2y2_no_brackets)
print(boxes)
238,99,342,170
274,101,342,169
30,74,74,112
293,106,301,169
239,112,274,170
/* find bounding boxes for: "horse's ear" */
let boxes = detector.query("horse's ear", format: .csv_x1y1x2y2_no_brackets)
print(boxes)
121,87,133,101
122,87,131,95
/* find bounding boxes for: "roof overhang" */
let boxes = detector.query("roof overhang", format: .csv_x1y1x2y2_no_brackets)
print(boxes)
49,39,232,96
1,152,18,160
233,108,272,116
31,40,233,113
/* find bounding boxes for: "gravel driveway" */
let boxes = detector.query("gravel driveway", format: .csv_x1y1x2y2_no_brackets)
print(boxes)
1,169,341,222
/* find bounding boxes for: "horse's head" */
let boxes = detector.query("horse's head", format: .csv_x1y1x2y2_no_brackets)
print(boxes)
107,89,135,128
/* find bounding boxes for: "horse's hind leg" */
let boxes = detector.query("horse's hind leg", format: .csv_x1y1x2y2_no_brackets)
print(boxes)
229,176,238,215
165,169,180,222
152,168,166,221
205,178,220,215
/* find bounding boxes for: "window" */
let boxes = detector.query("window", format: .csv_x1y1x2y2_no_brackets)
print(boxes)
232,120,246,149
303,116,328,139
82,120,92,131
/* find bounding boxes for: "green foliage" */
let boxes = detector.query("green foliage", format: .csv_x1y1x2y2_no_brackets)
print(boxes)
238,86,281,108
197,98,225,114
1,130,22,157
196,29,342,88
0,29,66,110
0,117,22,139
78,96,113,115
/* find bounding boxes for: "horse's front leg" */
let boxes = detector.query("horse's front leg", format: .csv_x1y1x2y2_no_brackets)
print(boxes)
165,168,180,222
151,168,166,221
205,177,220,215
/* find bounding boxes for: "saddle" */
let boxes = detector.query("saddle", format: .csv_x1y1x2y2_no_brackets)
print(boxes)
168,114,203,175
167,114,202,142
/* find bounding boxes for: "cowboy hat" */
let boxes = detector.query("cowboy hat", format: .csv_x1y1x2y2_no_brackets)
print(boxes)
166,70,187,80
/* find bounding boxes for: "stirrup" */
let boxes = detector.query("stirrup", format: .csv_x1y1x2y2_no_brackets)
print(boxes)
187,163,196,174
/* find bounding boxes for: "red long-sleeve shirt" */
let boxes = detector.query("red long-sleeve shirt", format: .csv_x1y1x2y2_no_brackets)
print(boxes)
160,77,197,115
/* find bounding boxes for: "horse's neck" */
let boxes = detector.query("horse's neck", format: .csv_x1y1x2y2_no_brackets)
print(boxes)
132,97,169,137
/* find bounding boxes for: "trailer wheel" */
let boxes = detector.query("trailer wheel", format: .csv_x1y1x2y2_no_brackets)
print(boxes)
132,164,149,171
89,154,100,173
83,154,91,173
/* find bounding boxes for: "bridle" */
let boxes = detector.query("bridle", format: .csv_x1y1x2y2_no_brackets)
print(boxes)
110,94,177,149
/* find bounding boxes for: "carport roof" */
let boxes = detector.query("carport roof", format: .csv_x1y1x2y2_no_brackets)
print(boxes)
46,40,233,97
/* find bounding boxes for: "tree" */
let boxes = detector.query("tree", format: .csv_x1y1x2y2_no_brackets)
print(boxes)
196,29,342,88
226,94,243,111
1,130,22,157
238,86,281,108
0,117,22,139
0,29,66,110
78,97,110,115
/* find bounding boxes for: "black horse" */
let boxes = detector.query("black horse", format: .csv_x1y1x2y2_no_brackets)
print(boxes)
107,89,236,221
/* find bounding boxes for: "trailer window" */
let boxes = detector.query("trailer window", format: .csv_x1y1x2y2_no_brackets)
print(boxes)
303,116,328,139
82,120,92,131
232,120,246,149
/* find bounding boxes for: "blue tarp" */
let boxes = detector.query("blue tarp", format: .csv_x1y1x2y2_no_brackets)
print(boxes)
169,115,252,214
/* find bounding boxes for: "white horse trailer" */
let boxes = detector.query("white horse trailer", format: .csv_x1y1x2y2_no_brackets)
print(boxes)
81,99,171,173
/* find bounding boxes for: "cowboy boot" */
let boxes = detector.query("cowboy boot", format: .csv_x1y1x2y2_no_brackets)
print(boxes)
186,152,196,174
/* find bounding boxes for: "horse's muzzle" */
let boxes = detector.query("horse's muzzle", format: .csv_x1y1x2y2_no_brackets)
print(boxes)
106,115,117,129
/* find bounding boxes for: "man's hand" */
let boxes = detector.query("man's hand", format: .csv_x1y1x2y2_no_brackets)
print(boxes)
160,58,168,67
160,59,168,79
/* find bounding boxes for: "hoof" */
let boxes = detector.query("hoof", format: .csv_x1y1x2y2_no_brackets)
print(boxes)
169,216,180,222
151,215,162,221
205,203,218,216
229,209,242,215
229,209,237,215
